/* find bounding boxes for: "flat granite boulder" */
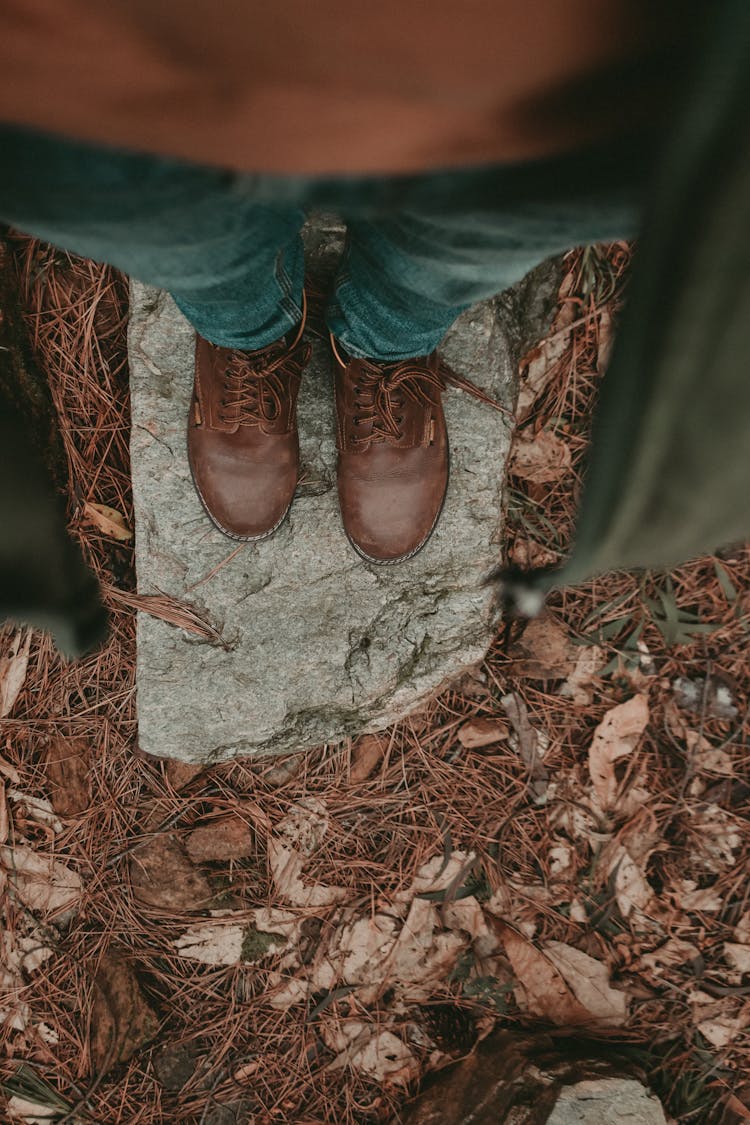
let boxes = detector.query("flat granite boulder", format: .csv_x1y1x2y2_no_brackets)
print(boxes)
129,214,516,762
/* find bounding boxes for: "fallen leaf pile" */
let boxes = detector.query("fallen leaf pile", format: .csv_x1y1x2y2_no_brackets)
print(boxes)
0,630,32,720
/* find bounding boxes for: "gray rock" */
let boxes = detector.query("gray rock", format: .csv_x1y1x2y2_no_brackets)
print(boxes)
546,1078,668,1125
129,213,515,762
400,1030,668,1125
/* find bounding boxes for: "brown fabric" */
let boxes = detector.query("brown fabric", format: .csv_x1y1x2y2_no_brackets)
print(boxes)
188,320,311,541
1,0,695,175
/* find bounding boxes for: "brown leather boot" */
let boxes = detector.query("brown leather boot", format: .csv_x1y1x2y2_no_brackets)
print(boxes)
332,336,509,563
188,294,311,540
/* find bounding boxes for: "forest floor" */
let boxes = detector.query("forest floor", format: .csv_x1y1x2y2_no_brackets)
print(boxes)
1,238,749,1125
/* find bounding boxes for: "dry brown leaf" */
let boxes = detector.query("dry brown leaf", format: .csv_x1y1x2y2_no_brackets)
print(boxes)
173,920,246,965
696,1004,750,1049
129,828,213,911
544,942,628,1026
559,646,604,706
724,944,750,975
0,961,29,1033
154,1041,200,1093
269,800,347,908
7,789,62,834
233,1060,260,1083
736,912,750,944
517,330,571,422
261,755,304,787
453,667,491,702
501,692,548,803
387,898,465,1001
509,612,576,681
457,718,509,749
275,797,330,856
0,628,32,719
83,501,133,542
596,307,615,373
689,805,742,874
349,734,386,783
0,928,54,1038
501,927,588,1025
404,851,476,900
0,754,21,785
508,536,560,571
175,908,297,966
723,1095,750,1122
696,745,735,776
606,846,654,920
326,1023,419,1086
509,429,572,485
1,845,82,921
43,735,90,817
6,1095,60,1122
268,840,347,908
588,694,649,809
548,843,574,880
673,880,723,914
442,896,497,948
90,951,159,1072
185,813,254,863
334,913,399,988
641,939,701,974
11,930,54,974
665,700,735,776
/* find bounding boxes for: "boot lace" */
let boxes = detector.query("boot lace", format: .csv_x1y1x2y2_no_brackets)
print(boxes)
343,354,512,445
220,337,311,427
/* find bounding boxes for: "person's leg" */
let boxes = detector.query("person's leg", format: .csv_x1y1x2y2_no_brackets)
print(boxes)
326,197,638,360
0,126,306,349
0,125,311,541
326,183,640,563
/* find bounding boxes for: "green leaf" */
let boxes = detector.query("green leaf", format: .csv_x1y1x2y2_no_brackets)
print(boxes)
713,561,738,603
576,612,633,647
580,591,633,631
0,1063,73,1116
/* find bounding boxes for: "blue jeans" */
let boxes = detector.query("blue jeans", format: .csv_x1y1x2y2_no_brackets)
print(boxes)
0,126,647,359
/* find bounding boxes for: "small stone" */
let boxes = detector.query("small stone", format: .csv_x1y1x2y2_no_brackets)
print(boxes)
260,756,304,787
546,1077,667,1125
349,734,386,782
185,814,254,862
43,735,90,817
457,718,509,749
130,809,213,910
509,611,576,682
154,1041,200,1092
203,1100,252,1125
165,760,205,790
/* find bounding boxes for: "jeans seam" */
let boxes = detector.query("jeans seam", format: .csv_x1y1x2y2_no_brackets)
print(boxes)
275,248,303,325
